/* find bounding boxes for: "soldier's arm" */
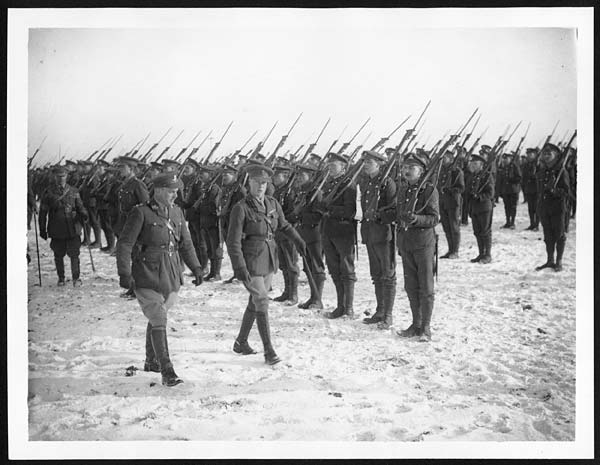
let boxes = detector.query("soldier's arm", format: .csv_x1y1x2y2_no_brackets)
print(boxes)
413,186,440,228
137,181,150,204
116,207,144,277
74,190,89,222
177,209,202,273
328,184,357,220
277,200,305,248
512,164,522,184
452,169,465,194
225,202,247,273
479,174,495,201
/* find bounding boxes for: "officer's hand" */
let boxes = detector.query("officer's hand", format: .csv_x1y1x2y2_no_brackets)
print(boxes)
39,230,48,241
545,187,557,196
234,267,251,283
472,194,480,201
192,268,204,286
119,274,132,289
400,212,416,224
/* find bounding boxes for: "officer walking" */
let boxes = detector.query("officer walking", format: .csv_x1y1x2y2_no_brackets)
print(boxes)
227,164,306,365
38,166,89,286
116,172,204,386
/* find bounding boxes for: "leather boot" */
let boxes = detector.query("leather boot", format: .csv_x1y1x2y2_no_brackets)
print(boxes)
285,273,298,306
70,256,81,281
90,224,103,248
480,236,492,264
234,302,257,355
151,327,183,387
418,296,434,342
363,282,384,324
83,223,92,245
205,259,222,281
554,237,566,272
470,236,483,263
299,275,324,309
256,311,280,365
199,249,209,277
397,296,421,337
144,322,160,372
325,279,345,319
343,280,355,319
55,257,65,285
378,283,396,330
536,241,556,270
273,271,290,302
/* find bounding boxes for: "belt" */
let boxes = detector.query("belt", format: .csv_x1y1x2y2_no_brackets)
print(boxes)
140,244,179,253
243,233,274,242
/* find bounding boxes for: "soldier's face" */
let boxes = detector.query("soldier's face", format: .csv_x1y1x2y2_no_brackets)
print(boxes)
248,178,268,198
327,161,345,178
298,171,310,185
118,164,132,178
163,165,176,173
199,172,211,182
541,150,558,166
55,174,67,187
363,158,380,176
469,160,483,173
443,154,453,166
154,187,179,206
527,152,537,161
273,172,288,186
183,165,194,175
401,164,423,184
222,172,236,185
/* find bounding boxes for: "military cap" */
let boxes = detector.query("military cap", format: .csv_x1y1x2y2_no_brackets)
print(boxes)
162,159,181,167
542,143,561,155
197,164,216,172
273,163,292,172
152,172,184,189
384,147,396,155
52,165,69,175
223,163,238,173
525,147,539,153
254,153,267,161
361,150,386,163
137,161,149,168
404,152,428,169
470,154,487,163
184,158,201,169
502,152,515,158
116,156,139,167
443,149,454,157
79,160,93,166
326,152,350,165
150,161,163,169
245,163,273,181
65,159,77,166
416,148,430,159
308,153,321,161
480,144,492,152
275,156,290,166
96,159,110,167
296,162,318,173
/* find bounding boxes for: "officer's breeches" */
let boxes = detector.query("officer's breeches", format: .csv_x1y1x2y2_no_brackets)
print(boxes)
135,288,178,329
243,273,274,314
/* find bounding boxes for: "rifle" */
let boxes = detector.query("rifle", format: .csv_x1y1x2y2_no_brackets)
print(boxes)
371,114,412,153
466,126,489,158
28,136,47,168
300,117,331,163
250,121,278,159
202,121,233,165
85,136,111,161
141,127,172,162
336,117,371,156
188,130,213,160
231,130,258,159
541,119,560,149
122,135,146,158
324,124,347,156
101,134,123,161
174,130,202,162
349,132,372,162
393,100,431,161
289,144,305,162
552,130,577,190
512,122,531,160
458,113,481,152
265,112,303,167
154,129,185,163
131,132,151,158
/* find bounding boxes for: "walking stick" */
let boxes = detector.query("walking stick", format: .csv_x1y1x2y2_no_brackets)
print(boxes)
32,210,42,286
82,222,96,273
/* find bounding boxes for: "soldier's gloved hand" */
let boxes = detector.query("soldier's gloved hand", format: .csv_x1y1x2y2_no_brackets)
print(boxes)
192,268,204,286
39,230,48,240
234,267,251,283
400,212,417,224
119,274,132,289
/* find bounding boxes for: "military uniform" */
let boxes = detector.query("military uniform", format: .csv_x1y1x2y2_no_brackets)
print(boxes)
395,154,439,341
461,158,471,225
437,162,465,257
116,172,203,386
496,157,522,228
358,150,397,328
226,164,306,365
38,167,89,286
79,166,103,247
94,170,117,252
466,158,495,264
115,175,150,236
521,151,539,230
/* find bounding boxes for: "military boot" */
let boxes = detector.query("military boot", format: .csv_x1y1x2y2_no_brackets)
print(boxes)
363,282,384,324
325,279,345,319
233,302,258,355
71,256,81,282
205,259,222,281
397,296,421,338
418,297,434,342
285,273,299,306
273,271,290,302
151,327,183,387
144,322,160,372
377,283,396,330
554,237,566,272
90,225,103,248
470,236,484,263
55,257,66,285
480,236,492,264
82,224,92,245
299,274,324,309
256,311,281,365
343,280,355,319
536,241,556,270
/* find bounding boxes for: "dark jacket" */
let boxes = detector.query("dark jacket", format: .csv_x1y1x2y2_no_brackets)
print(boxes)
115,176,150,234
396,181,439,252
437,166,465,210
288,183,323,244
359,172,397,244
466,170,495,214
521,159,538,194
39,183,88,239
320,176,357,239
536,165,570,215
116,199,201,297
496,162,522,195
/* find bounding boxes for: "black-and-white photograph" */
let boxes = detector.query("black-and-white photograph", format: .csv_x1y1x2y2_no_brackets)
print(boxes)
7,6,594,460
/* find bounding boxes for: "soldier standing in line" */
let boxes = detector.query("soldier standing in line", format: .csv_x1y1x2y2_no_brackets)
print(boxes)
227,164,306,365
162,159,181,173
395,152,439,342
535,143,570,272
117,172,204,386
288,163,326,310
521,148,540,231
465,150,495,264
563,147,577,233
272,164,300,306
79,160,104,248
460,151,472,226
358,150,397,329
95,164,118,253
438,149,465,259
496,153,522,229
38,166,89,287
316,153,357,320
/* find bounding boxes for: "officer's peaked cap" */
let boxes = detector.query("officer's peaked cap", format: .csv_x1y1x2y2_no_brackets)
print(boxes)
361,150,386,163
153,172,184,189
245,163,273,181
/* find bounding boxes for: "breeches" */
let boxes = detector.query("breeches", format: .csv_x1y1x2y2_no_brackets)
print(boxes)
243,273,274,314
539,209,566,244
440,205,461,251
365,240,396,285
471,209,493,238
200,226,223,260
276,235,299,276
501,193,518,218
135,288,178,329
399,243,435,303
322,233,356,282
50,237,81,259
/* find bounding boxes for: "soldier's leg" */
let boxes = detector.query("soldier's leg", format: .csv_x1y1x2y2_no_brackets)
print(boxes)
285,239,300,306
87,207,102,247
143,321,160,372
480,209,493,263
461,196,469,225
509,193,518,228
273,240,290,302
377,239,397,329
245,273,280,365
552,209,567,272
439,205,452,257
197,226,209,274
414,237,435,341
337,234,356,318
205,227,223,280
470,212,484,262
322,234,345,318
536,209,556,270
501,195,510,227
234,295,258,355
298,233,325,309
449,205,461,256
363,242,384,323
398,247,421,337
50,239,67,285
66,236,82,283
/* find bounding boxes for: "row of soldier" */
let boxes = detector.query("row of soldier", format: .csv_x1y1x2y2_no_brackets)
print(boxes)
29,134,576,385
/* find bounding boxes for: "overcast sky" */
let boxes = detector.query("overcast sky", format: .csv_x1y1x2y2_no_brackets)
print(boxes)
27,10,578,165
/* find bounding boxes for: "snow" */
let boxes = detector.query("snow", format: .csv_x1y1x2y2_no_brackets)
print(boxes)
24,199,579,453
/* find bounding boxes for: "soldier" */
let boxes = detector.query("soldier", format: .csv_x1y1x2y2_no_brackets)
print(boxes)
306,153,322,169
219,163,247,236
38,166,89,286
27,171,37,231
521,148,540,231
79,160,103,247
272,164,300,305
437,149,465,258
117,172,204,386
226,164,306,365
162,159,181,173
287,163,326,309
395,152,439,342
95,164,118,253
461,150,472,226
358,150,397,329
65,160,80,186
535,143,570,272
564,147,577,232
496,153,522,229
465,150,495,264
316,152,357,320
114,156,150,237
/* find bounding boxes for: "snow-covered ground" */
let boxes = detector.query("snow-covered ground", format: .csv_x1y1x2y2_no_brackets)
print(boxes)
26,200,576,443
